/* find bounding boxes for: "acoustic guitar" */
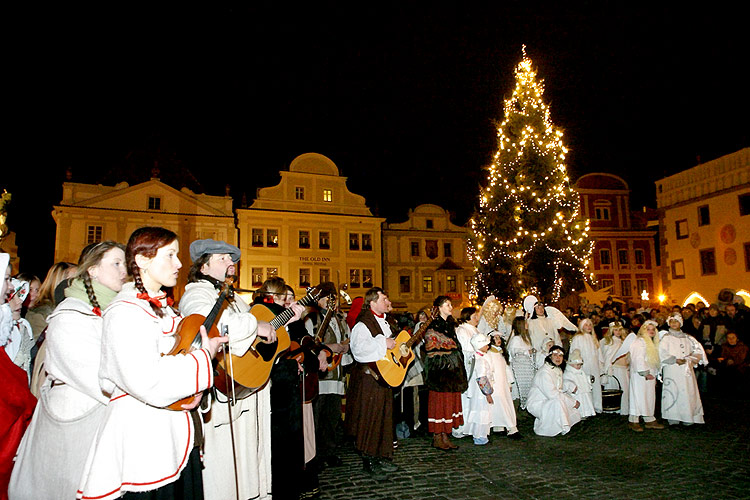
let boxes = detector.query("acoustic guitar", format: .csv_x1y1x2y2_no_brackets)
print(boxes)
165,282,231,410
214,285,326,395
369,307,437,387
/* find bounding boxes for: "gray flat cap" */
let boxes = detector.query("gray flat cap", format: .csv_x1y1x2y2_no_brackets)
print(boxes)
189,239,241,263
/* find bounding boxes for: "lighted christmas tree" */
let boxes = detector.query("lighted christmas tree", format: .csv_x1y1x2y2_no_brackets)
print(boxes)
468,47,592,304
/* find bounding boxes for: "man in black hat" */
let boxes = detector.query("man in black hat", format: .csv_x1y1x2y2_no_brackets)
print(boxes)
180,238,302,500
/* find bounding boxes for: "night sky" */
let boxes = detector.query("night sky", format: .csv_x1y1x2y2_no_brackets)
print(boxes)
4,4,748,278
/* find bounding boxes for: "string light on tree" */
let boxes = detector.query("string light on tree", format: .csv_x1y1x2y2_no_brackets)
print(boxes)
468,46,593,304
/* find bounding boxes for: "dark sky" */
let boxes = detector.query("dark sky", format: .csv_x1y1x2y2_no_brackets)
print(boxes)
4,4,748,277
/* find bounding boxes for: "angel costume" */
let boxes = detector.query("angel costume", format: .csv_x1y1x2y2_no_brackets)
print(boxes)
600,336,629,414
526,362,582,436
507,333,536,409
569,332,603,412
486,344,517,433
563,364,595,418
523,296,577,353
659,328,707,425
452,321,478,438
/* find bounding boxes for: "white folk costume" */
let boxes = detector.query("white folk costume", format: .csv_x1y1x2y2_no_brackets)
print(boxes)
526,361,582,436
76,283,214,500
464,335,493,442
507,333,537,409
523,295,577,352
10,278,116,500
486,343,517,433
179,280,272,500
4,279,34,380
569,331,603,413
600,336,629,415
625,334,659,421
563,362,595,418
659,322,707,425
452,321,478,437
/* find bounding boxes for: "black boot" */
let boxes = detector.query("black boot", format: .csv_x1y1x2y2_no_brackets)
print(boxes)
362,456,388,479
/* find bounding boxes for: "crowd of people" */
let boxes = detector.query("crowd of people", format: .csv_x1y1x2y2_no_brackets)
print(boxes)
1,227,748,498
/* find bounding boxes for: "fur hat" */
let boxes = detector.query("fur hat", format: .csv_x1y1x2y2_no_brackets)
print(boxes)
470,333,491,351
568,348,583,364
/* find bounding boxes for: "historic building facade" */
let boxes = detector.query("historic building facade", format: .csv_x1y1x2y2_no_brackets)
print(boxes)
656,147,750,307
235,153,384,302
51,178,235,299
382,204,471,312
573,173,660,308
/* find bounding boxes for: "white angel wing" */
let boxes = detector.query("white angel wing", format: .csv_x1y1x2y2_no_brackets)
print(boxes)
544,306,577,332
613,332,637,360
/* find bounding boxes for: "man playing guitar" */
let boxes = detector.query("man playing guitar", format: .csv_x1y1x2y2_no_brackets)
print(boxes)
179,239,302,500
345,287,400,478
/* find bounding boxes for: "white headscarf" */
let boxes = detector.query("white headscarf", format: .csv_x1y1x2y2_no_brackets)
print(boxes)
0,253,12,346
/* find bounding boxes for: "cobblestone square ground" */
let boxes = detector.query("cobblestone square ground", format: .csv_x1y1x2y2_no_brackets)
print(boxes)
318,395,750,500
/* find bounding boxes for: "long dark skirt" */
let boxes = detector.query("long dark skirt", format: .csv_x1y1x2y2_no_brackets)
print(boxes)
345,363,393,459
121,447,203,500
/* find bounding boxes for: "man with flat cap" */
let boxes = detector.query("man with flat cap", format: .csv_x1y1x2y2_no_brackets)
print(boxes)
179,239,302,500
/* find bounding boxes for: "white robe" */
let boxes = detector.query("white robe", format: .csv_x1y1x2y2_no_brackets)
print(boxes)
569,333,603,412
563,365,595,418
486,346,516,430
527,306,576,352
659,331,707,424
179,280,272,500
526,363,581,436
627,337,658,418
452,323,478,437
464,351,493,439
600,337,629,415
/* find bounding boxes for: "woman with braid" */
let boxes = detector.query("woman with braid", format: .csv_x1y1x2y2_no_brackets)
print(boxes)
10,241,127,499
76,227,227,500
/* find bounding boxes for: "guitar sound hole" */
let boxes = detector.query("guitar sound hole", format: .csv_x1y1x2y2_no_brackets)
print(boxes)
256,341,279,362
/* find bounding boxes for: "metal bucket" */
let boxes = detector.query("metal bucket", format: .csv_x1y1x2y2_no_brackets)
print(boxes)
601,375,623,412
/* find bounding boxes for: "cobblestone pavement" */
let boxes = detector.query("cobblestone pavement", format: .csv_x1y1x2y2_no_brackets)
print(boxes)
318,395,750,500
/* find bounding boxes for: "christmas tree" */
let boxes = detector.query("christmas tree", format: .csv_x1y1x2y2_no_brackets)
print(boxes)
468,47,592,304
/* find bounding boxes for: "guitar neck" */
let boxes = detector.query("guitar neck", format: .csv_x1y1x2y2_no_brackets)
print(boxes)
404,308,438,349
203,290,228,330
315,307,335,343
269,293,317,330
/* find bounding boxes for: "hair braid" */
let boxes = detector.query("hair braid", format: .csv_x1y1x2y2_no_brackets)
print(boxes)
131,261,165,318
82,273,101,311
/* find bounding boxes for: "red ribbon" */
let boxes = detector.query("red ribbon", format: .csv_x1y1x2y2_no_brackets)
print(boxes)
136,292,173,309
92,307,102,317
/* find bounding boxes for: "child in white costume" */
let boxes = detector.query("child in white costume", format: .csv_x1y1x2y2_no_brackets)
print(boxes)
464,333,494,445
563,349,596,418
659,314,707,425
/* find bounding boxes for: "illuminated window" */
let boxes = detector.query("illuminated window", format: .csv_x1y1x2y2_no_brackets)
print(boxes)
267,229,279,247
636,279,648,296
423,276,433,293
86,225,103,244
323,189,332,202
446,275,457,292
266,267,278,278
